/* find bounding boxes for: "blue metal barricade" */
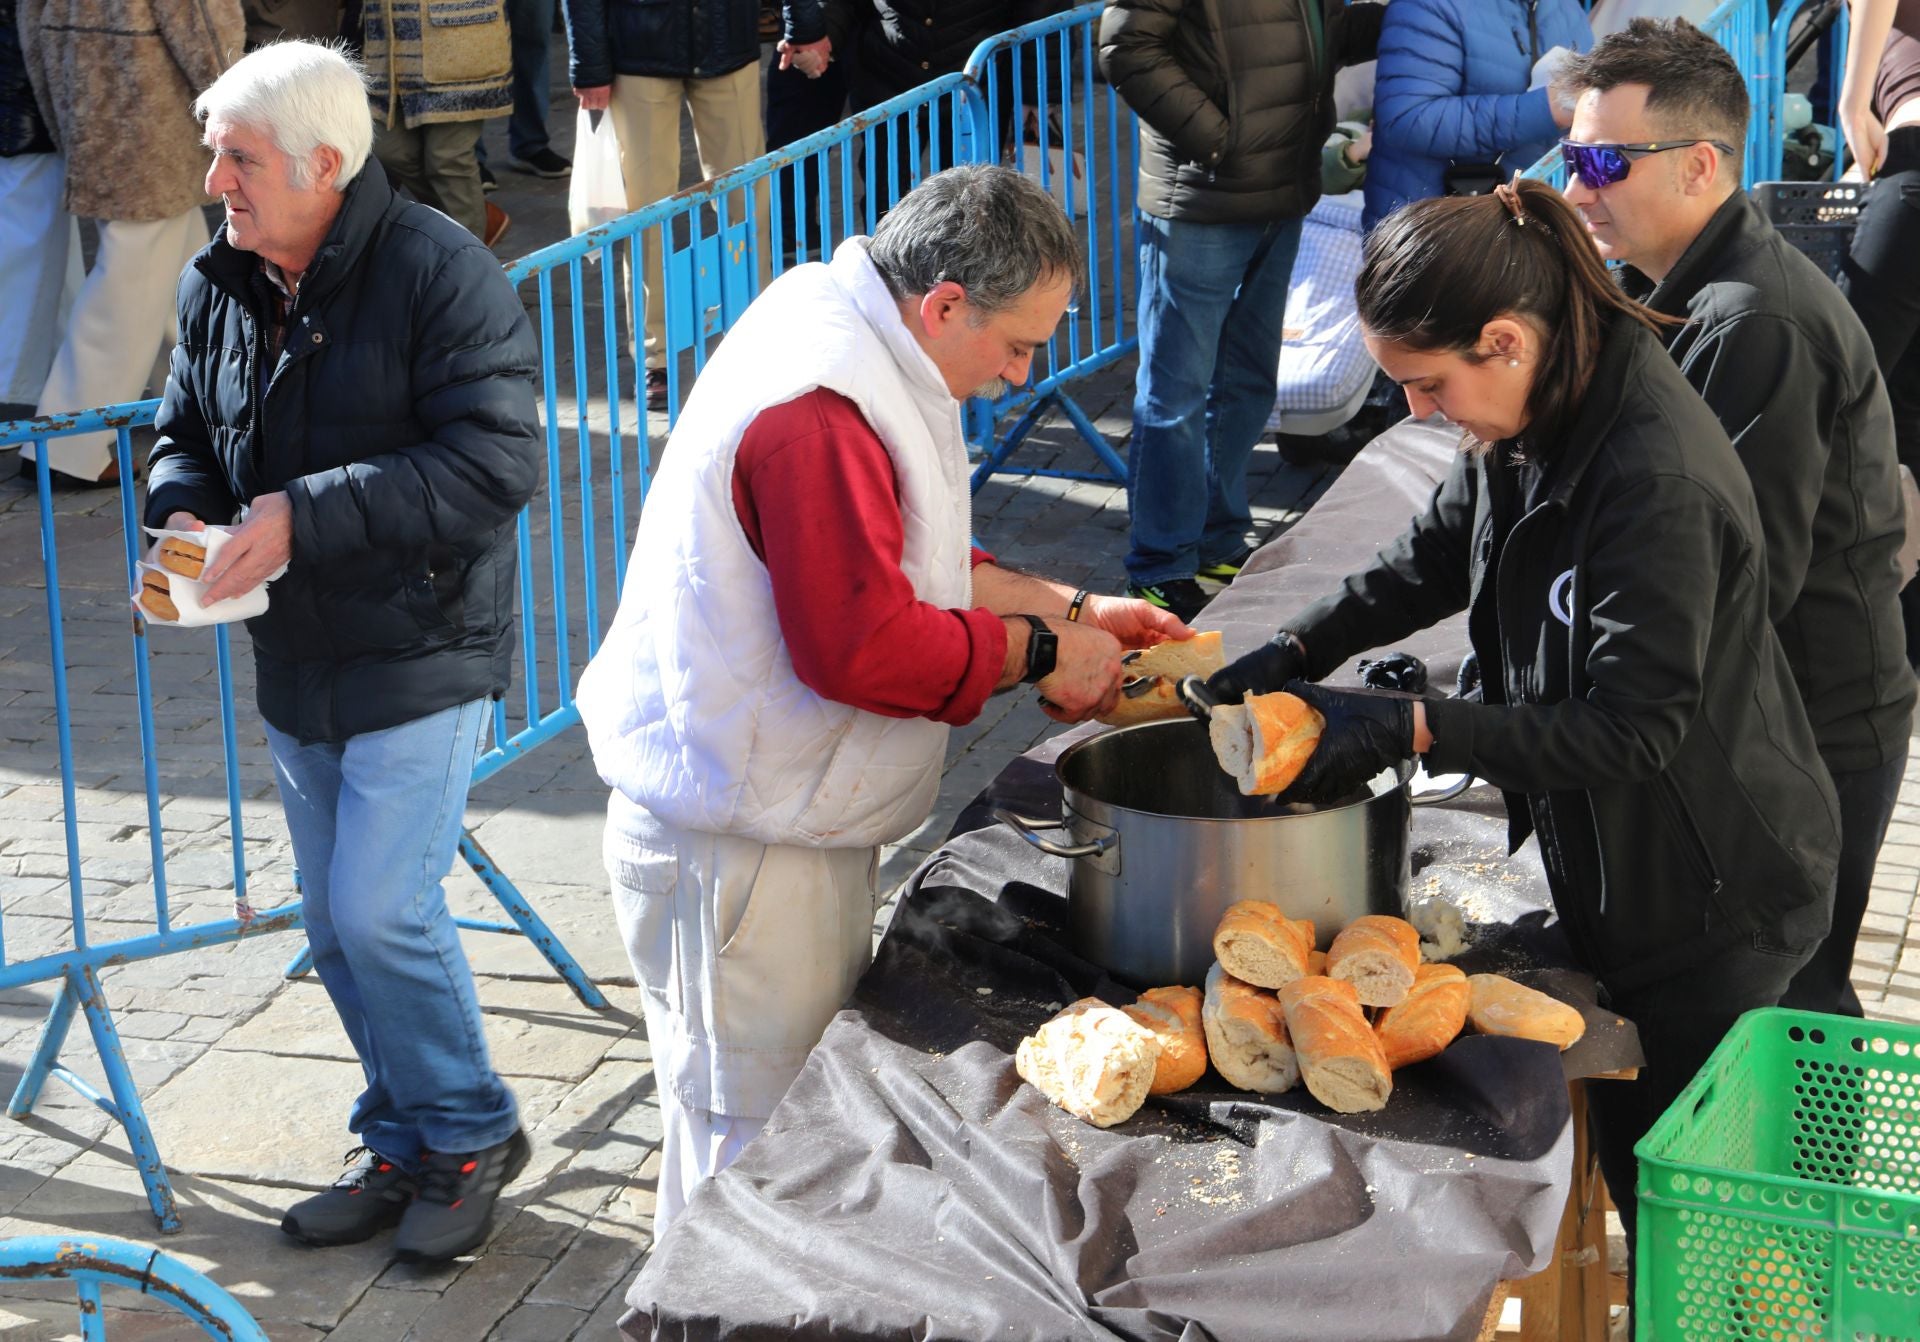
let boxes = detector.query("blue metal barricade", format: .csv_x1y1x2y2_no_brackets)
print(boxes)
0,1235,268,1340
1763,0,1852,182
0,392,606,1229
961,3,1140,489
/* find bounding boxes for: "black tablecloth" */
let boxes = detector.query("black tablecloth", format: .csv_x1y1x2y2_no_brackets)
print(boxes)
622,424,1644,1341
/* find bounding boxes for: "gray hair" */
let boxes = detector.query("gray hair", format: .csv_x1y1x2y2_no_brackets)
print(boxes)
868,164,1086,314
194,41,374,191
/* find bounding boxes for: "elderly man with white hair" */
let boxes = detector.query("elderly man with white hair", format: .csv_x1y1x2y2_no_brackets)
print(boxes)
143,40,542,1262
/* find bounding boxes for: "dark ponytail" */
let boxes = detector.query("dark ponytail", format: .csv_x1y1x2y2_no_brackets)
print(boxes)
1356,178,1677,455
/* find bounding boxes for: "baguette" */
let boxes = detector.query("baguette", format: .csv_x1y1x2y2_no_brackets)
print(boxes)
1212,900,1315,990
1207,691,1325,795
1124,985,1207,1094
1307,949,1327,976
155,537,207,580
1467,974,1586,1051
1015,998,1160,1127
1277,975,1393,1114
1202,963,1298,1093
1097,632,1225,727
138,571,179,622
1374,963,1470,1069
1325,914,1421,1008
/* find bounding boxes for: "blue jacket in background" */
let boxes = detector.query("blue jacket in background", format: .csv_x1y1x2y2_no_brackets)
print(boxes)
1364,0,1591,230
563,0,823,86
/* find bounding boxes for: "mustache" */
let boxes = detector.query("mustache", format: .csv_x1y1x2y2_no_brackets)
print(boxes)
972,377,1011,401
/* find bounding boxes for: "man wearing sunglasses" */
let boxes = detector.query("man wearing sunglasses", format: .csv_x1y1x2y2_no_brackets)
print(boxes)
1563,20,1913,1026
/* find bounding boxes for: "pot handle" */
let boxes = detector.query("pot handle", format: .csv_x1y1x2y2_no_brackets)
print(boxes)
1409,771,1477,807
992,808,1120,860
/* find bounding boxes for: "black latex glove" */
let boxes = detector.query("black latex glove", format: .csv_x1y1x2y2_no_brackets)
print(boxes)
1204,631,1307,705
1356,650,1429,695
1455,650,1483,703
1280,680,1416,805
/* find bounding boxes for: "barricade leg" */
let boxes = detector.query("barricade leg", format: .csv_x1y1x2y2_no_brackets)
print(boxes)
72,966,181,1232
458,830,611,1010
75,1278,106,1342
6,973,80,1117
8,968,182,1232
968,388,1129,491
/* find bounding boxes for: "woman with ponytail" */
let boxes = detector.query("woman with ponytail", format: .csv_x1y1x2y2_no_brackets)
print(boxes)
1203,177,1840,1295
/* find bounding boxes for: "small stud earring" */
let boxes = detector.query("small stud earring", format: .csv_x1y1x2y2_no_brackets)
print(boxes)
1508,357,1520,367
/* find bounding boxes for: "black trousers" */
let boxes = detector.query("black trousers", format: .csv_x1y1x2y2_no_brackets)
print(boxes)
1586,934,1814,1338
764,57,849,260
1781,749,1908,1016
1840,126,1920,664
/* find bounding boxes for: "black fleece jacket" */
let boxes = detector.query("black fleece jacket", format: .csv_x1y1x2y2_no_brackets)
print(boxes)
1620,190,1914,777
1288,318,1840,998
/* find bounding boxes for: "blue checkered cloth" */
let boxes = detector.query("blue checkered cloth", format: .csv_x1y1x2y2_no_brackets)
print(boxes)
1266,191,1375,431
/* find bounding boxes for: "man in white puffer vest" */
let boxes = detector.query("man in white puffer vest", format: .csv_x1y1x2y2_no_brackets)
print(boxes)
577,166,1193,1233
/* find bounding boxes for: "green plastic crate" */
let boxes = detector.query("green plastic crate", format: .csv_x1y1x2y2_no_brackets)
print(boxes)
1636,1007,1920,1341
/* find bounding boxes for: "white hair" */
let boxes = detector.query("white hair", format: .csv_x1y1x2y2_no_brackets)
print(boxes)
194,41,373,191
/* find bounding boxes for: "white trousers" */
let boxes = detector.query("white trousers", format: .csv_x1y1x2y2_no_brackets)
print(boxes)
27,207,209,479
0,154,80,406
604,794,877,1239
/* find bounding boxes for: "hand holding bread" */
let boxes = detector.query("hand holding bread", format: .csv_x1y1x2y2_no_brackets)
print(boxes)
1207,691,1325,795
1098,631,1225,727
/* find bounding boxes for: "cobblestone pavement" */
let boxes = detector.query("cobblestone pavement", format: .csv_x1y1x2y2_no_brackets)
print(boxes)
5,65,1919,1342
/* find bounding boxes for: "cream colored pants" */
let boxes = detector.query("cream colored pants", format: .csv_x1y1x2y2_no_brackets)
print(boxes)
27,207,208,480
605,61,768,371
604,794,876,1237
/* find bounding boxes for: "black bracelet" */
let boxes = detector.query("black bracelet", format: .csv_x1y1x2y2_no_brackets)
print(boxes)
1065,588,1090,622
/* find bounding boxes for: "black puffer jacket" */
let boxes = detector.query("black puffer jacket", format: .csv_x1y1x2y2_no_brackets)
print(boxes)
1620,192,1914,777
825,0,1063,108
1288,318,1840,998
564,0,820,85
145,161,541,744
1099,0,1382,224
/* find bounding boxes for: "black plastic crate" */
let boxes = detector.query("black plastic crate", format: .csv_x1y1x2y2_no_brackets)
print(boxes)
1752,180,1863,282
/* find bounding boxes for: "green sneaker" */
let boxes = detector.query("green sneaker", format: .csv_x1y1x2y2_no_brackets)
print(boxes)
1196,546,1255,585
1125,579,1209,624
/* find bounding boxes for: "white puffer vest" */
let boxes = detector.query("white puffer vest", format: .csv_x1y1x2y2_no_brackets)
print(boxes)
576,239,974,849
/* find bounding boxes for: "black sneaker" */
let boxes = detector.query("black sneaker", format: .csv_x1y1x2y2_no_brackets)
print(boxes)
392,1128,531,1263
509,147,572,178
1126,578,1210,624
645,367,669,411
281,1146,418,1247
479,161,497,193
1196,545,1255,587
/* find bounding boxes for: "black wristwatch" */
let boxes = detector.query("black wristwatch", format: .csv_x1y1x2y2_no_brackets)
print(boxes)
1020,614,1057,683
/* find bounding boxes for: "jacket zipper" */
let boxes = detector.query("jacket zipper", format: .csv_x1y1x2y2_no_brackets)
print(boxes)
1655,773,1725,901
1525,0,1540,64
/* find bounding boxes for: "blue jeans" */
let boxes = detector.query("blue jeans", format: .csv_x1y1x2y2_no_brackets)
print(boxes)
1125,215,1304,587
266,699,519,1168
476,0,554,161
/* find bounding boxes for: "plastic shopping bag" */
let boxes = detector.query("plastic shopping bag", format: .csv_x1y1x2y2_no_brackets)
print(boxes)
1009,108,1088,216
568,107,628,237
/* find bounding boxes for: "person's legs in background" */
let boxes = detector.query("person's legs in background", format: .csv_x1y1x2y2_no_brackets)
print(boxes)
606,74,685,409
504,0,568,174
376,120,498,243
1125,214,1266,621
765,56,848,262
685,61,772,304
1782,749,1909,1016
1839,125,1920,665
1198,218,1303,579
27,207,208,483
0,152,80,413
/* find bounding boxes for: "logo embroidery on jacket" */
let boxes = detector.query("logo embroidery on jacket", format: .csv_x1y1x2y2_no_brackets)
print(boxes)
1548,568,1576,628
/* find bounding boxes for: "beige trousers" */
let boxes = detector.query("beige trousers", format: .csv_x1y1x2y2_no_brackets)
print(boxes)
28,207,209,480
604,794,877,1233
605,61,768,370
374,120,488,241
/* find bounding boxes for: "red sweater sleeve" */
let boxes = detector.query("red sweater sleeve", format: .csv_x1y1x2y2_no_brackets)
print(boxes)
731,389,1005,725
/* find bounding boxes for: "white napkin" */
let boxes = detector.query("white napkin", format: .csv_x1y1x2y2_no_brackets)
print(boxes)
134,526,288,627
